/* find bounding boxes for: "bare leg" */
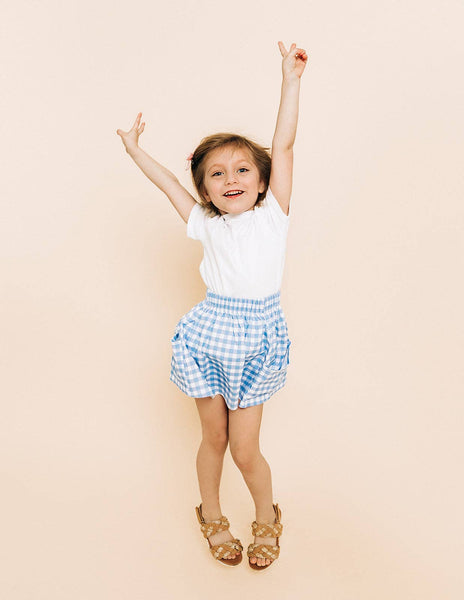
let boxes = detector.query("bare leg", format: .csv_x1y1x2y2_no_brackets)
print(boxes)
228,403,278,567
195,394,239,559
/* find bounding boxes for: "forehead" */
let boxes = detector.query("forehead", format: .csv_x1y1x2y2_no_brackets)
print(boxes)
206,146,253,168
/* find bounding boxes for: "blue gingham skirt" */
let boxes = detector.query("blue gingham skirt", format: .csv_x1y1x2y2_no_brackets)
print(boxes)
169,288,291,410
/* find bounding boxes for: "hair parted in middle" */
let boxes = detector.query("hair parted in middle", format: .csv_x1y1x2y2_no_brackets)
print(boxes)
189,133,272,217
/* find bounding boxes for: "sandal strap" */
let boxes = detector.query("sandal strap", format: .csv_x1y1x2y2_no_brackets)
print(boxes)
199,515,231,538
251,520,283,537
247,542,280,560
210,539,243,559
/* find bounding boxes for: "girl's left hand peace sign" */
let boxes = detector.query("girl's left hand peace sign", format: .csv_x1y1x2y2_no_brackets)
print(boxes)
278,41,308,80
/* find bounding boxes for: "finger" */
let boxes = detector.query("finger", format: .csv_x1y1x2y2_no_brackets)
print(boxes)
283,43,298,60
132,112,142,130
278,40,287,56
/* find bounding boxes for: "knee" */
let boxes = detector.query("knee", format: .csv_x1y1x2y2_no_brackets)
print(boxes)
230,442,260,471
203,429,229,454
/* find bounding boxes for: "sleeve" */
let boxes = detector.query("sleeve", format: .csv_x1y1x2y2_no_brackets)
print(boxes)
187,202,208,241
264,187,290,229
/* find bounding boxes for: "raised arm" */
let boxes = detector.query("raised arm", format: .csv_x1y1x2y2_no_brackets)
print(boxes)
117,113,196,224
269,42,308,216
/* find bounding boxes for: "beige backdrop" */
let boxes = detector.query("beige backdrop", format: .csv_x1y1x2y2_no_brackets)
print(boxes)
2,0,463,598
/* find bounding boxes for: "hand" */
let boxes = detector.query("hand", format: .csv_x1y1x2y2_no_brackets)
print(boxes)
116,112,145,153
278,41,308,80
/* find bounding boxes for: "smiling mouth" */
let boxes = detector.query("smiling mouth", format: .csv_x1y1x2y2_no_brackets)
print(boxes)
223,191,244,197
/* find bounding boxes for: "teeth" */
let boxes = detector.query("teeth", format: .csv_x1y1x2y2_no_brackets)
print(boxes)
225,191,243,196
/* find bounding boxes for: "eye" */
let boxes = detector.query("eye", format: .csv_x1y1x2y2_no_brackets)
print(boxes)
211,167,249,177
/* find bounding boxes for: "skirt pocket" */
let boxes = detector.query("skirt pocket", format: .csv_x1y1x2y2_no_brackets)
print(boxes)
261,338,291,374
170,327,180,344
169,322,212,398
240,338,291,403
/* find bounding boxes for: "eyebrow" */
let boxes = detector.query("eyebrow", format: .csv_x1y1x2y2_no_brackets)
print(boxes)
207,159,252,172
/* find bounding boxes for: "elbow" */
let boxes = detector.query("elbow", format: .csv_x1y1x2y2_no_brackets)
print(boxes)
272,142,294,154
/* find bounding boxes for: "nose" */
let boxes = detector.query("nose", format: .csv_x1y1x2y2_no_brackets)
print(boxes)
225,170,238,185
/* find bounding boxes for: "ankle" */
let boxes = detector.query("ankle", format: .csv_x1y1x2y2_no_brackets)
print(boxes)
255,506,276,524
201,503,223,521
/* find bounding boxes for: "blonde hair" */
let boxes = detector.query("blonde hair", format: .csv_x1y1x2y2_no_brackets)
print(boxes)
189,133,271,217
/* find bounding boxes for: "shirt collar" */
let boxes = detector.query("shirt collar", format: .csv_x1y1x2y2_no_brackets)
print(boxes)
220,207,255,222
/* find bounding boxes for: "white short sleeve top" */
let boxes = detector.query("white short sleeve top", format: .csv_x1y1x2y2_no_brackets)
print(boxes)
186,186,290,299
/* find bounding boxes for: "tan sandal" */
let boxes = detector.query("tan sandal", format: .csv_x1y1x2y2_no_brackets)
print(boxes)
195,503,243,566
247,503,283,570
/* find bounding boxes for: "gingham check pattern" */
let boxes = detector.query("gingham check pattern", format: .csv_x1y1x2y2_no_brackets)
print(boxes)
170,288,291,410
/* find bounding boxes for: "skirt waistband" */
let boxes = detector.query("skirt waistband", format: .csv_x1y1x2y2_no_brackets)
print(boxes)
204,288,282,317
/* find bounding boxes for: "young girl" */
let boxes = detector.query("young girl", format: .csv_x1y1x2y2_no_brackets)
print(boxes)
117,41,308,570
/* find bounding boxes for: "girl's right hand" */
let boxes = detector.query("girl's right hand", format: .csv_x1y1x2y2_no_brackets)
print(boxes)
116,112,145,153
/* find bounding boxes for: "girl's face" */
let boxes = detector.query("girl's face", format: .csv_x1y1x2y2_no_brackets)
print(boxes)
202,146,265,216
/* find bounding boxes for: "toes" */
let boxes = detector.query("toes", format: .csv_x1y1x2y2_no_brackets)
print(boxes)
254,557,272,566
250,556,273,566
